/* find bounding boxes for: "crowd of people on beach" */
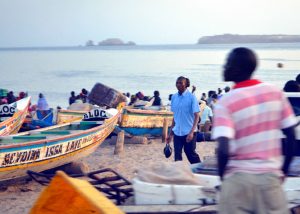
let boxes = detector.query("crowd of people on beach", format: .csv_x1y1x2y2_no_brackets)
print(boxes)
68,88,89,105
0,90,27,105
1,47,300,213
0,90,51,112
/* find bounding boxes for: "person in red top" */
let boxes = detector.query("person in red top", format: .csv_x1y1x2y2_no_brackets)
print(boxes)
17,91,26,100
213,47,297,214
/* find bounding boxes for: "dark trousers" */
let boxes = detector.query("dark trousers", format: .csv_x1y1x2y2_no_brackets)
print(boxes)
173,133,201,164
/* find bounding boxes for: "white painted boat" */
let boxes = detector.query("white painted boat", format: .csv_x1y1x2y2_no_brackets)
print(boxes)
0,97,30,136
133,173,300,205
133,174,220,205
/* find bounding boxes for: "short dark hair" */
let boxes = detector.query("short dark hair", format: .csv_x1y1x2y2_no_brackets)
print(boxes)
177,76,190,87
283,80,300,92
212,94,218,99
296,74,300,84
230,47,257,76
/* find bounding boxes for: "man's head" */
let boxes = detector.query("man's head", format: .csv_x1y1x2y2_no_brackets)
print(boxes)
296,74,300,85
224,86,230,93
223,47,257,83
283,80,300,92
81,88,88,95
176,76,190,94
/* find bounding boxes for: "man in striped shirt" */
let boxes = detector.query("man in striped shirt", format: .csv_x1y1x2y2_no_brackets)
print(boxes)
212,47,297,214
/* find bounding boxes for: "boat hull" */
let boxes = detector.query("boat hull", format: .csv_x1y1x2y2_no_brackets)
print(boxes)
119,108,173,135
0,110,119,182
133,173,300,205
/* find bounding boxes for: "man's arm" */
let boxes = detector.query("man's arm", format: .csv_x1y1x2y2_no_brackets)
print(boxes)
186,112,200,142
281,126,296,176
166,118,175,144
216,137,229,181
192,85,196,94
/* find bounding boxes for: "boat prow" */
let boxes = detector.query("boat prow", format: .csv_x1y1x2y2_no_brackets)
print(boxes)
0,96,31,136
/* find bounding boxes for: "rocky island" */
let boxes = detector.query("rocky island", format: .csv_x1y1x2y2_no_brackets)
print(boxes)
197,34,300,44
85,38,136,46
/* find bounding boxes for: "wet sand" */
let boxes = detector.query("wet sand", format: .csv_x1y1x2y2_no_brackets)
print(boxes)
0,137,216,213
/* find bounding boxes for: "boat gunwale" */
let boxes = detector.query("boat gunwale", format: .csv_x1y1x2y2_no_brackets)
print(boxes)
123,108,173,116
58,109,88,114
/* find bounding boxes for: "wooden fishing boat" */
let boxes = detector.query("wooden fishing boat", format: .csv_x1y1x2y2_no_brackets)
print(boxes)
0,107,120,182
0,97,30,136
133,170,300,206
119,107,173,136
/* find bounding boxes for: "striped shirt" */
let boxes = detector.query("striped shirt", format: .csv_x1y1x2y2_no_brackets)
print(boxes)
212,80,297,177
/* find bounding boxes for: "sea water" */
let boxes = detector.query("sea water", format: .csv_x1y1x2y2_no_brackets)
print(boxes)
0,43,299,108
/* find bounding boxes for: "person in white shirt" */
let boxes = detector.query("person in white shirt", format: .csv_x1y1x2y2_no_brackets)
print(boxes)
37,93,49,111
199,100,213,132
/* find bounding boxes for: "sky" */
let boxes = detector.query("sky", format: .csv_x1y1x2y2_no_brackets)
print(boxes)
0,0,300,47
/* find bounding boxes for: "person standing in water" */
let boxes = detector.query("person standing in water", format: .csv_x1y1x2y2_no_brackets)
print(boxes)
213,47,296,214
166,76,201,164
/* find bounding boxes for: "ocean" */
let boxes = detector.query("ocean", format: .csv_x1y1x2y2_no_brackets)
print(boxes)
0,43,299,108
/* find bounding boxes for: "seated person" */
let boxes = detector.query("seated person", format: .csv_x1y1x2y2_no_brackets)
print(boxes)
151,90,163,106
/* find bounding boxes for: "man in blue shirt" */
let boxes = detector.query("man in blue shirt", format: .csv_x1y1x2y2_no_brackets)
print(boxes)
166,76,201,164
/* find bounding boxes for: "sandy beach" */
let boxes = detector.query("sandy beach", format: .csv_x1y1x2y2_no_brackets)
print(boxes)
0,136,216,213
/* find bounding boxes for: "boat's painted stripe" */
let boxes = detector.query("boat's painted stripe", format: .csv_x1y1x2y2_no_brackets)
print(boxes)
121,127,171,136
0,137,103,172
0,131,96,152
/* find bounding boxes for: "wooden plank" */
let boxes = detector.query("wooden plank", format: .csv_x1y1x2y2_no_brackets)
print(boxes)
114,131,125,155
118,205,217,214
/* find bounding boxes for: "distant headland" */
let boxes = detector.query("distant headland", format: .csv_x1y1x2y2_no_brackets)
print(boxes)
85,38,136,46
197,34,300,44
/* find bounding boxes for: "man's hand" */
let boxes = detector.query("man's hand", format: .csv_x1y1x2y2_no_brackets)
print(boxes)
166,131,173,144
192,85,196,93
186,132,194,143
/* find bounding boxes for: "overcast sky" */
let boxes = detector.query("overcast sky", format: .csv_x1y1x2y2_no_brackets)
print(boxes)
1,0,300,47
